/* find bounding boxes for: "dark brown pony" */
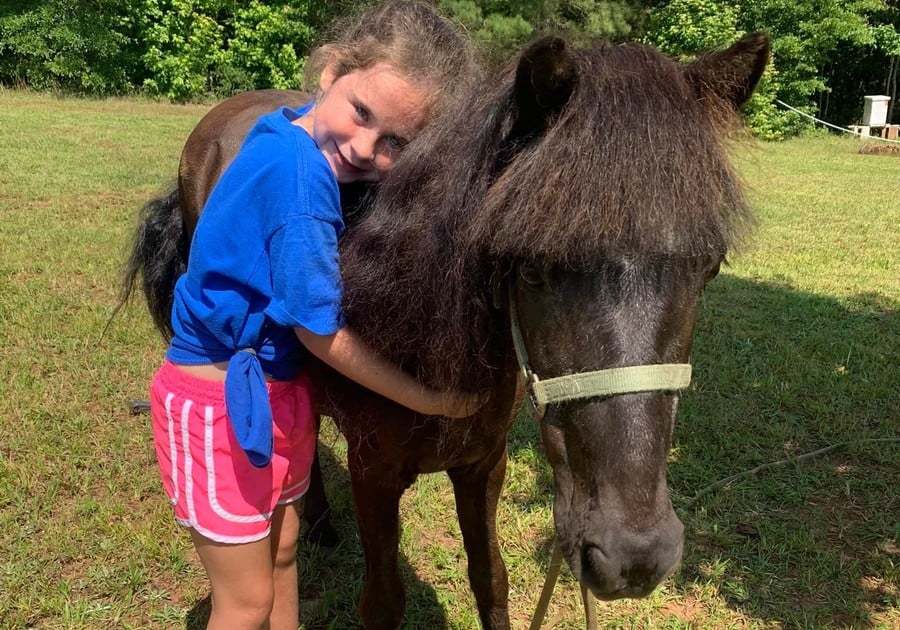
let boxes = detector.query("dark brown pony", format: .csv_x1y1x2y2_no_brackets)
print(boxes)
125,34,769,629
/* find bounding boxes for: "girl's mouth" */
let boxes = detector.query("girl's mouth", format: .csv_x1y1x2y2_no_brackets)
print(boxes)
335,147,366,175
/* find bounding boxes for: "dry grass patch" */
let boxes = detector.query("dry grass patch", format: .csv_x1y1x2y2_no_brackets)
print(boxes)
858,141,900,156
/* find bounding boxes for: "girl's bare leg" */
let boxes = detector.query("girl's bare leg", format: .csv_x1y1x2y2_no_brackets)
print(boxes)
189,506,301,629
269,502,301,630
191,529,275,629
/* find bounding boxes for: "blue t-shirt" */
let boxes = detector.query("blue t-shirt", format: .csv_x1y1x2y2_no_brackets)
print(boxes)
166,103,344,466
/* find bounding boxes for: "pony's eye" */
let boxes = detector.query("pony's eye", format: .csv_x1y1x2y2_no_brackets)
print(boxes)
518,261,545,288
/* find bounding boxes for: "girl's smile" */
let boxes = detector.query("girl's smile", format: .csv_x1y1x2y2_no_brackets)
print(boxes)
333,143,368,178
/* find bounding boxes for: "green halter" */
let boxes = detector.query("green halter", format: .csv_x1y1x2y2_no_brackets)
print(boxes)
508,288,692,420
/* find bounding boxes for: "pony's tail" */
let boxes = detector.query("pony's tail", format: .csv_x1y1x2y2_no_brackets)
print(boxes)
114,183,189,340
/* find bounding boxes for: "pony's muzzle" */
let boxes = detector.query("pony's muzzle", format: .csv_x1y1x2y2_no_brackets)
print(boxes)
579,511,684,600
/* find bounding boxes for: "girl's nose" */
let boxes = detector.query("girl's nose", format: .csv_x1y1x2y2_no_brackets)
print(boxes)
352,131,378,164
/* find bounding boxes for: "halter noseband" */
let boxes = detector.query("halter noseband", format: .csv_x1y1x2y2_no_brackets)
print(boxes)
509,287,692,421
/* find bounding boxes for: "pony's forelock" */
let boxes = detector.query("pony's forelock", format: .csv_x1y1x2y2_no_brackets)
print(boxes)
469,43,754,265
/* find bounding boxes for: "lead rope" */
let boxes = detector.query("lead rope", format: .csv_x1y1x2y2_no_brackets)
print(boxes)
510,288,691,630
529,544,566,630
528,542,598,630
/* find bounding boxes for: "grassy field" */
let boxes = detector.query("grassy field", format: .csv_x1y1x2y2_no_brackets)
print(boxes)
0,89,897,629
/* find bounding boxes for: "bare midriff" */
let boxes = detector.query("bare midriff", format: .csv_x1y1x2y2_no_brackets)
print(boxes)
173,360,280,382
172,361,230,381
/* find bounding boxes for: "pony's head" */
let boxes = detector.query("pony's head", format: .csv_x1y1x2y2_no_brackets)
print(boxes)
488,34,768,598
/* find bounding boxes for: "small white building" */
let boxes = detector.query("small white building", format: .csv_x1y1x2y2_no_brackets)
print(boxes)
850,95,895,138
862,95,891,126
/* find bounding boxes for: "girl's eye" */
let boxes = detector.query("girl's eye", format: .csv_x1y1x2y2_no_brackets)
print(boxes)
354,104,370,122
385,136,407,152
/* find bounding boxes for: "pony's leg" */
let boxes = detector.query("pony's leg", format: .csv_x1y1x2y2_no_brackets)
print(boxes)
447,446,510,630
349,453,411,629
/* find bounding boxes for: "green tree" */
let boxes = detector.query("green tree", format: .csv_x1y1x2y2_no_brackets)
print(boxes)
438,1,643,62
0,0,141,94
138,0,226,100
645,0,900,137
217,1,314,94
646,0,741,52
738,0,898,127
644,0,796,138
138,0,316,101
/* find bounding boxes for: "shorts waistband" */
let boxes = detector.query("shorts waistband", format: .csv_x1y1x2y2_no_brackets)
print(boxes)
157,361,301,401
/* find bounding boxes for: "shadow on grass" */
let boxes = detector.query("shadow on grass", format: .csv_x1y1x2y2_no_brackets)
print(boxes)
183,439,451,630
670,275,898,628
508,274,899,627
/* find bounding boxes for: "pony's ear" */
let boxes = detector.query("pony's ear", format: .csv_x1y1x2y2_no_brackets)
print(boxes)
512,36,578,134
684,32,770,109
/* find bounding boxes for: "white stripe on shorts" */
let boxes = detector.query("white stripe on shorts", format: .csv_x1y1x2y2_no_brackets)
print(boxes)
164,392,179,507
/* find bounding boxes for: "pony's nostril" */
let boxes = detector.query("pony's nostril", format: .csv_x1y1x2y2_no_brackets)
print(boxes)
583,543,605,565
581,544,626,592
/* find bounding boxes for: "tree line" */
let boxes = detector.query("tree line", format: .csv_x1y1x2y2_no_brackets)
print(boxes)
1,1,898,139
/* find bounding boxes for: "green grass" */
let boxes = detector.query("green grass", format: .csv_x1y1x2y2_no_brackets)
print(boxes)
0,90,897,629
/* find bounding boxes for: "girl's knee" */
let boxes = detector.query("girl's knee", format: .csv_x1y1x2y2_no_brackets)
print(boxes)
271,504,301,571
210,583,275,627
273,536,299,571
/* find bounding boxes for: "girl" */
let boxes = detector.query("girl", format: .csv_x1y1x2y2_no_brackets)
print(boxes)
149,2,478,628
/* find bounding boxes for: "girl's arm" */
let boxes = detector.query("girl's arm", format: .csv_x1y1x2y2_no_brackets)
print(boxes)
295,326,480,418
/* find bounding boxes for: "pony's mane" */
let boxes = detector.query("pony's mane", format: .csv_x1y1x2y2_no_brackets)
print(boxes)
339,40,753,393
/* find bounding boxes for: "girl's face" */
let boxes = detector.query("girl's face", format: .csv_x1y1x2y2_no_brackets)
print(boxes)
298,63,429,183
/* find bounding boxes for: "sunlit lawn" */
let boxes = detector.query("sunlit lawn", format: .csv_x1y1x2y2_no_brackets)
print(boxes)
0,90,896,628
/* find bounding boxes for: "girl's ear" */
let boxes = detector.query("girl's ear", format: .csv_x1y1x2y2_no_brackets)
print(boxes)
319,63,337,91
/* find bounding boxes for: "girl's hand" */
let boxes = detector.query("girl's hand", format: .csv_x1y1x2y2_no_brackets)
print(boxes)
436,390,486,418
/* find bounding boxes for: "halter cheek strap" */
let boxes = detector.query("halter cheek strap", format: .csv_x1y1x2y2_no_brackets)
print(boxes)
508,288,692,421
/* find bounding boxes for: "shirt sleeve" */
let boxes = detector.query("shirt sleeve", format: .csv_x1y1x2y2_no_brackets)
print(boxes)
265,213,345,335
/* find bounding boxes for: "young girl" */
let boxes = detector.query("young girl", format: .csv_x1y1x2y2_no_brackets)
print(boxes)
149,2,478,628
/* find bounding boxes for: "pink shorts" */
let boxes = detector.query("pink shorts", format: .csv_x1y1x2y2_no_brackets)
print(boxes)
150,360,316,544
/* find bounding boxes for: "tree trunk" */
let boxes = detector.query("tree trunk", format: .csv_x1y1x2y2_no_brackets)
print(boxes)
887,55,898,123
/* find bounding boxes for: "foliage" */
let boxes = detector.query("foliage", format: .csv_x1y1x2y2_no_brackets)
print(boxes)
644,0,794,138
219,2,313,93
738,0,899,129
646,0,741,52
439,1,534,61
138,0,315,101
740,66,804,141
0,0,141,94
1,0,898,130
438,0,642,62
645,0,900,138
138,0,226,101
0,0,330,101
